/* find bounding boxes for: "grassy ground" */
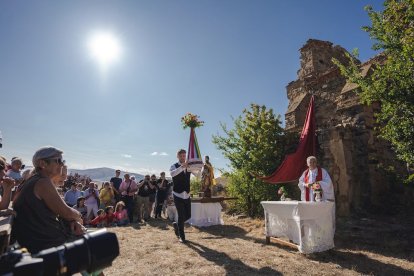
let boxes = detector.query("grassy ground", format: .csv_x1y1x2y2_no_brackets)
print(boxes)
103,214,414,276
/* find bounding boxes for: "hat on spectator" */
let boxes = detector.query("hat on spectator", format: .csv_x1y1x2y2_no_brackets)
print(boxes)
11,157,22,164
32,146,63,167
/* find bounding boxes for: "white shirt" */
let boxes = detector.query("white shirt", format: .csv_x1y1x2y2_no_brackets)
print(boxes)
298,167,335,202
170,162,190,200
6,170,22,181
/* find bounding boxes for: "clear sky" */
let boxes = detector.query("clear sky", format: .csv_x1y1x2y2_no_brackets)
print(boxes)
0,0,382,176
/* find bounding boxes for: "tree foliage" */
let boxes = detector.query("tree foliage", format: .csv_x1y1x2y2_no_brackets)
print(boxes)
212,104,287,217
334,0,414,165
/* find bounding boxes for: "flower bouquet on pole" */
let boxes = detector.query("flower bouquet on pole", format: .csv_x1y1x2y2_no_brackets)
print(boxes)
181,113,204,175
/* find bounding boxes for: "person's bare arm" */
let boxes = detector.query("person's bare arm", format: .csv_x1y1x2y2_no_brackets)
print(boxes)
34,178,82,223
0,178,15,210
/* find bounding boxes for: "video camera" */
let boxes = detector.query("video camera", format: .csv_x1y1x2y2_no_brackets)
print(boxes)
0,229,119,276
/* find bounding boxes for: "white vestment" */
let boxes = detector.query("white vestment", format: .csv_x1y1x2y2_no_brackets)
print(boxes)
298,167,334,202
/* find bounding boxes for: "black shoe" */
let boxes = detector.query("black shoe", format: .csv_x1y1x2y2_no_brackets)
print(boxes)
178,237,186,243
172,222,179,238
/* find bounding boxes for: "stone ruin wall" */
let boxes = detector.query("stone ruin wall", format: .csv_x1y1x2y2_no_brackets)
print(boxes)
284,39,407,216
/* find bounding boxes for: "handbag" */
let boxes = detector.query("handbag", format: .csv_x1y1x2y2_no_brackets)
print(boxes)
121,181,133,201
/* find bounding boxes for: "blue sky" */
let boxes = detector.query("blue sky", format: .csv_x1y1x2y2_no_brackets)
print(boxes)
0,0,382,176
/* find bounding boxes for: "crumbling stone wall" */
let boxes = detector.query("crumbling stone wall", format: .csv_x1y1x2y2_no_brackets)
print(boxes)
285,39,406,216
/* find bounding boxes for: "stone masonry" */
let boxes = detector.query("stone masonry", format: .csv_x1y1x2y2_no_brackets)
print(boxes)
285,39,406,216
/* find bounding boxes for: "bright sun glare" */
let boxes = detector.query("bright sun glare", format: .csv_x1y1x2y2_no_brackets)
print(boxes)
88,31,122,69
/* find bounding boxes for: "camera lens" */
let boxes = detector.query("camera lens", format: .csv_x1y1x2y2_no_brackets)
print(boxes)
84,229,119,272
33,229,119,275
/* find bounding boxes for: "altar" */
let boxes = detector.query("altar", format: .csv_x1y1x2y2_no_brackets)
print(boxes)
188,202,223,227
261,201,335,254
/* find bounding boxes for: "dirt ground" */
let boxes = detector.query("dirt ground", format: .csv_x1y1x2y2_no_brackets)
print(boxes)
103,213,414,276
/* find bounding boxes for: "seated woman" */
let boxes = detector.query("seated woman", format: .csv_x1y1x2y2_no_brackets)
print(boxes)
12,146,84,254
73,196,88,224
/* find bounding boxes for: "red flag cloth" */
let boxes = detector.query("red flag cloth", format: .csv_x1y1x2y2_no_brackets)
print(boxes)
258,95,316,184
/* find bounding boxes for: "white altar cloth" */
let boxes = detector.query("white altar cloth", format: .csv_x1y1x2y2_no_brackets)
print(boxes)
188,202,223,227
261,201,335,253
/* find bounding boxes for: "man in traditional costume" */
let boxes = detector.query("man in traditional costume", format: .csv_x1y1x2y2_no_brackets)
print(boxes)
298,156,334,202
170,149,192,243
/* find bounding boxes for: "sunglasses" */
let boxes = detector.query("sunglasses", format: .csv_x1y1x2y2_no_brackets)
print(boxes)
47,158,65,165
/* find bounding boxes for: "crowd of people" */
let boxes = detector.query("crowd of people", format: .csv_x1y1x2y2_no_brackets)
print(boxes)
0,146,182,255
62,171,177,227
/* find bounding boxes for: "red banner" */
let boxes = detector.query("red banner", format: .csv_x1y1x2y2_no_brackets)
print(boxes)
258,95,316,184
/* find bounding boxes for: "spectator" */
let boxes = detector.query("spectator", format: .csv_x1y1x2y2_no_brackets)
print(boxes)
105,206,117,226
77,183,84,195
6,157,23,184
21,168,34,181
13,168,35,202
135,175,151,222
84,182,99,220
155,172,168,218
90,209,106,227
99,181,115,208
119,173,137,223
12,146,84,253
114,201,128,226
166,194,178,223
110,169,122,202
73,196,88,224
0,156,15,210
64,182,82,206
149,174,158,217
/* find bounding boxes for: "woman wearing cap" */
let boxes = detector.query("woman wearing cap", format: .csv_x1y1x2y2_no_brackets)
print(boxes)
12,146,84,254
0,156,15,210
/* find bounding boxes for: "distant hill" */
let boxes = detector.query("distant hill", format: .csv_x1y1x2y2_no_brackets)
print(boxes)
68,167,144,182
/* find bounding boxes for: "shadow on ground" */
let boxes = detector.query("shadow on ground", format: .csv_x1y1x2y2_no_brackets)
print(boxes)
199,224,298,253
198,216,414,275
334,216,414,262
309,249,413,275
185,240,282,276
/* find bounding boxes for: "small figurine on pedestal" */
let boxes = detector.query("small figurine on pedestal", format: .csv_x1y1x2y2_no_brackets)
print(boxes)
278,186,288,201
200,156,215,198
312,182,323,202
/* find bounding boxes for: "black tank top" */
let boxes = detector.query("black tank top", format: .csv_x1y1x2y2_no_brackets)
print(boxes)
12,174,69,253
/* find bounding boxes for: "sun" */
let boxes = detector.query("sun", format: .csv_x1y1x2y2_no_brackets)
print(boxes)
88,31,122,69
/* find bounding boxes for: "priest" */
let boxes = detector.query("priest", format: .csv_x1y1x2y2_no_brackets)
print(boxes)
298,156,334,202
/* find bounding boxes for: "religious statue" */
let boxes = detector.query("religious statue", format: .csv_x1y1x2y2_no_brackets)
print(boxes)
200,156,215,198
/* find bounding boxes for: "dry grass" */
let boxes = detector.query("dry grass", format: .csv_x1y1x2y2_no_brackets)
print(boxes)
102,214,414,276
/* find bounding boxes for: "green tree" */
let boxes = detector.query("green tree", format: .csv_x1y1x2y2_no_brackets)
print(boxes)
212,104,287,217
335,0,414,165
190,178,201,196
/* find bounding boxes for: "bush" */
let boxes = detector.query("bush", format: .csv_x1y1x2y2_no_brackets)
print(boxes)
225,171,278,217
